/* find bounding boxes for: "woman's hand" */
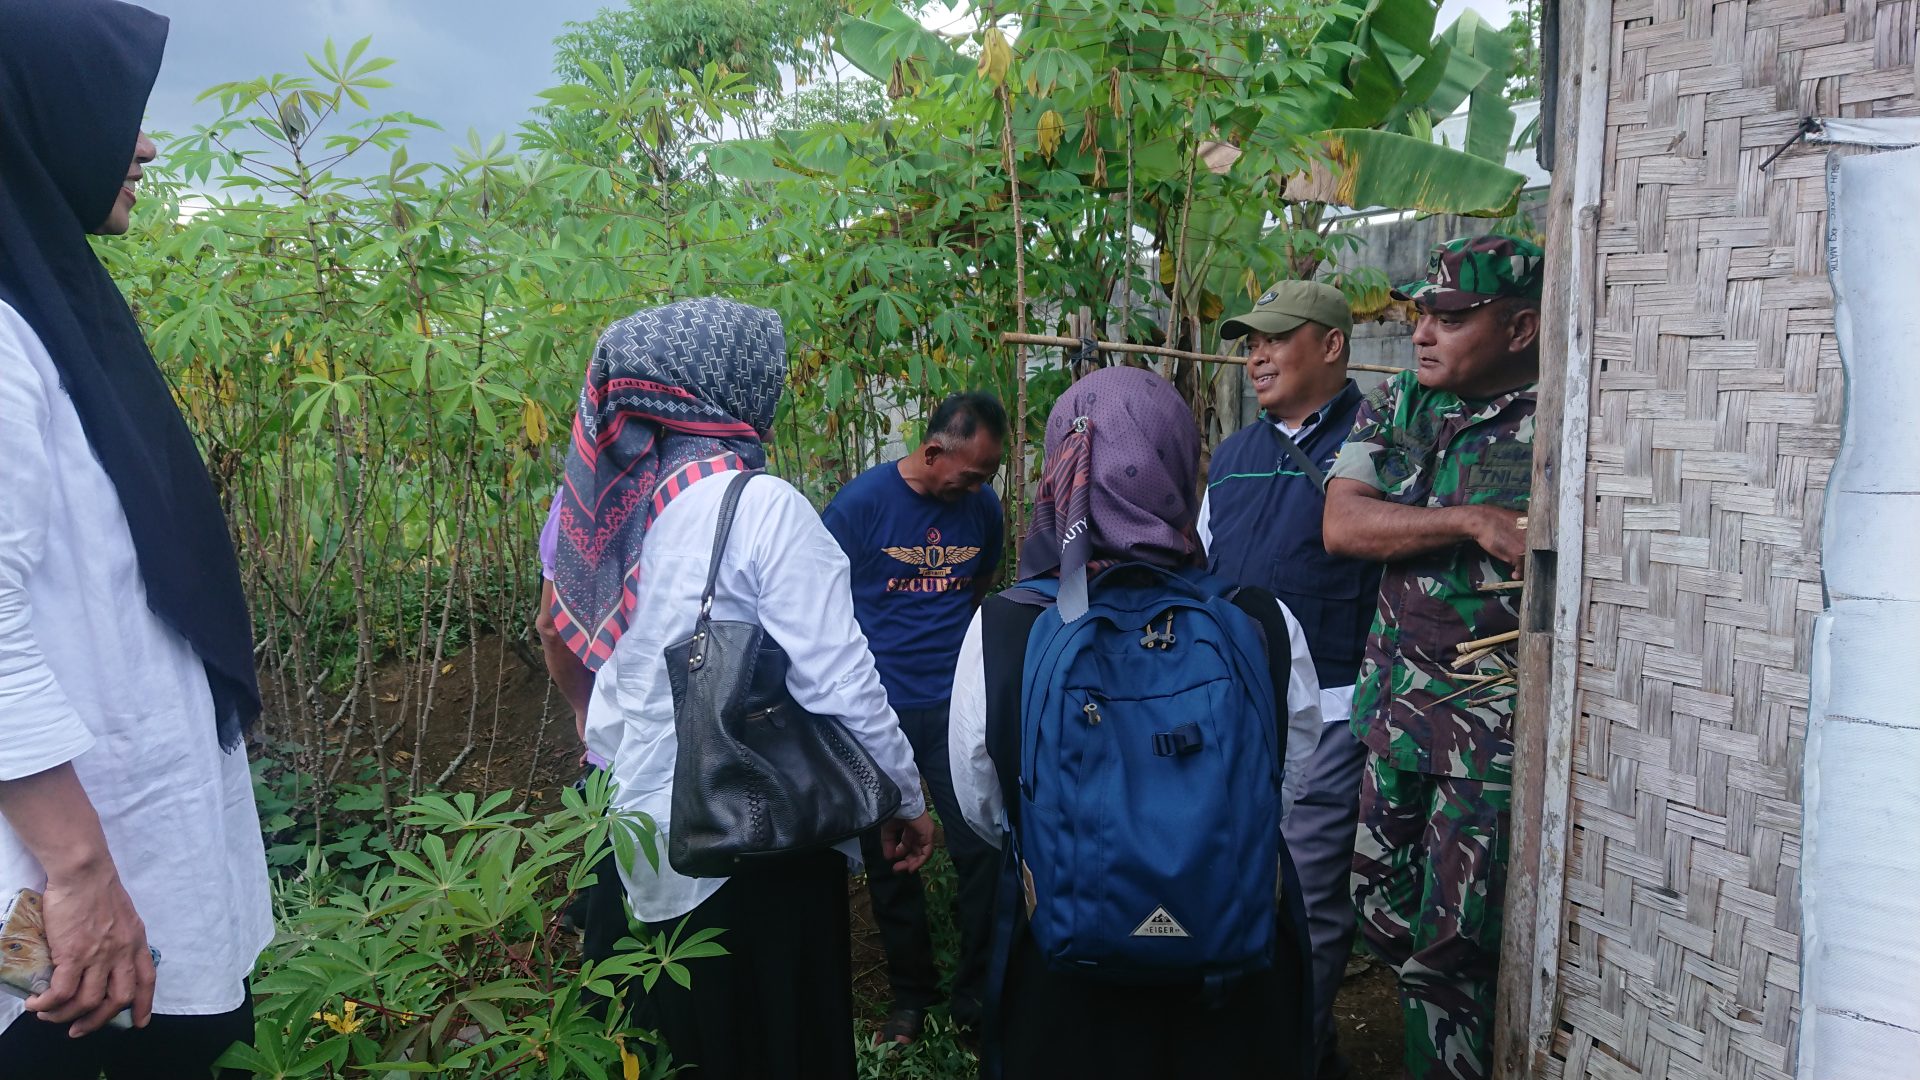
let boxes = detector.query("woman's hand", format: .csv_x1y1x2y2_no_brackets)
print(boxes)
880,813,936,874
30,862,155,1036
0,764,155,1037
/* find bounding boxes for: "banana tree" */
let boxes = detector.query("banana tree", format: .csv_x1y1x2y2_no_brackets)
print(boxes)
1286,0,1523,218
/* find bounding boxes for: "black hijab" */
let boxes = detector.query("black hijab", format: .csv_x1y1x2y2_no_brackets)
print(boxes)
0,0,260,749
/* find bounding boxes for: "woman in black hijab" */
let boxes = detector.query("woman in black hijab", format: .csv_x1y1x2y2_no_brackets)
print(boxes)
0,1,270,1075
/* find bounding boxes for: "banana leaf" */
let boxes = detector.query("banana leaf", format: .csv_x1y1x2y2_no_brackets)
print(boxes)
1432,10,1515,161
1364,0,1442,63
1326,0,1441,128
1285,128,1524,216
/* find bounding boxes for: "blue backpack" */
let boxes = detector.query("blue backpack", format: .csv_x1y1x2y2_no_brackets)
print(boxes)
983,563,1291,983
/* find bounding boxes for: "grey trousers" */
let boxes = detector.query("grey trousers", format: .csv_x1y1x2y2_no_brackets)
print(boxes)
1280,714,1370,1058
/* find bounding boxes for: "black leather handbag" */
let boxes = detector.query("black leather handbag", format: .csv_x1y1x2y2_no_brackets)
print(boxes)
664,470,903,878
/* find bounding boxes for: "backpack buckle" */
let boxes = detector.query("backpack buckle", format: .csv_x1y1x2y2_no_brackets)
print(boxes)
1140,612,1176,650
1152,723,1203,757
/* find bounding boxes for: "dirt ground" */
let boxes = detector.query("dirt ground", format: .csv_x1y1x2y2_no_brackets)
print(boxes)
1333,963,1404,1080
399,633,1406,1076
372,634,584,810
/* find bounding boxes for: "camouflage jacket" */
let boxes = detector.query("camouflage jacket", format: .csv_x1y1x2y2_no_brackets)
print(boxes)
1329,370,1535,783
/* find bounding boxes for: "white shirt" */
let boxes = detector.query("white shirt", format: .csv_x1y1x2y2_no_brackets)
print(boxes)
1318,684,1356,729
946,598,1324,848
595,470,925,923
0,302,271,1026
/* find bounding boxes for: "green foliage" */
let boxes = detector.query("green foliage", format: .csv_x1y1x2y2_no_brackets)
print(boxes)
1293,0,1522,169
556,0,838,99
222,774,687,1078
1501,0,1543,103
112,0,1530,804
253,748,404,878
855,1014,979,1080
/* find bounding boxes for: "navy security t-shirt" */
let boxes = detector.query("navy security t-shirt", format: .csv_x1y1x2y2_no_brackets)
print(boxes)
821,461,1004,710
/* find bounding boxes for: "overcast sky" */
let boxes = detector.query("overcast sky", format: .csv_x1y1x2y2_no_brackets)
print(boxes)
139,0,1512,166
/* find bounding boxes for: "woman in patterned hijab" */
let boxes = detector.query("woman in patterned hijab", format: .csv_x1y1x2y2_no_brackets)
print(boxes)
542,297,933,1080
547,297,787,667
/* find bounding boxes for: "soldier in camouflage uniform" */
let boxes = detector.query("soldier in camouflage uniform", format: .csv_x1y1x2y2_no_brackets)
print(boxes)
1322,235,1544,1080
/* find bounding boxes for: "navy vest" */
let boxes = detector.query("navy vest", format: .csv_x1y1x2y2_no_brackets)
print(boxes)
1205,381,1382,689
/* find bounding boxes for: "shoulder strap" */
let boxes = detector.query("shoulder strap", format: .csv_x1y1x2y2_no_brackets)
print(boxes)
1228,586,1293,769
699,470,757,616
685,470,755,672
981,593,1047,832
1266,422,1328,494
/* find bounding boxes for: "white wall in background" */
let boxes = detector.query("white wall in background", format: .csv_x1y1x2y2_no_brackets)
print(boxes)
1803,135,1920,1079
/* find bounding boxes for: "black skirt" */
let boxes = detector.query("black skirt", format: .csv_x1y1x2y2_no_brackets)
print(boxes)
631,850,855,1080
995,907,1318,1080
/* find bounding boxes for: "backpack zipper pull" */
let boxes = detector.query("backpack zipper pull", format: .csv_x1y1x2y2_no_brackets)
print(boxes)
1083,700,1103,725
1140,611,1176,650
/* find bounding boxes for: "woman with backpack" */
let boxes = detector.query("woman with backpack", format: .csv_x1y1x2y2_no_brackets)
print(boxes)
545,297,935,1079
948,365,1325,1079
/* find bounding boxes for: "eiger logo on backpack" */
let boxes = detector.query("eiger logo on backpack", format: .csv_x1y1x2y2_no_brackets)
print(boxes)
1132,907,1190,939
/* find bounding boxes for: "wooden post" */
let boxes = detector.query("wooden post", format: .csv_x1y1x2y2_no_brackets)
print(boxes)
1495,0,1609,1074
998,80,1029,538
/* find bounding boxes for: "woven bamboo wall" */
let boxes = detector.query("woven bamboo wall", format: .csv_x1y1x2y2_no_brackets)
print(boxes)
1545,2,1917,1078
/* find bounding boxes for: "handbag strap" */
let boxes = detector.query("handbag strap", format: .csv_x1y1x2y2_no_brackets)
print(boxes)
700,469,758,616
687,469,757,669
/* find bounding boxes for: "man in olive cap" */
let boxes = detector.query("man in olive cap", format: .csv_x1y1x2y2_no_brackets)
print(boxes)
1202,279,1382,1080
1322,234,1543,1080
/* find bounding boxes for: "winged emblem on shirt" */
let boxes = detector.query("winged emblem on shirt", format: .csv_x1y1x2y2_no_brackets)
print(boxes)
883,543,983,577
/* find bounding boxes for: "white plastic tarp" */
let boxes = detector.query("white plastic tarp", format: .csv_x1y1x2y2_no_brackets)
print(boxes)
1802,135,1920,1078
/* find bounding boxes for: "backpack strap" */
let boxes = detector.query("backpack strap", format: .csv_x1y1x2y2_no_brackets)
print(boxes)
1228,586,1294,771
980,589,1050,1080
981,591,1048,832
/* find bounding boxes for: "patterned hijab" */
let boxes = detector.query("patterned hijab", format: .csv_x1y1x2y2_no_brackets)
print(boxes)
1019,366,1202,621
548,298,787,668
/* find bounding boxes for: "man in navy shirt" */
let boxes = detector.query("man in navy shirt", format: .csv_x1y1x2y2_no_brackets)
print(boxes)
822,391,1007,1045
1202,281,1383,1080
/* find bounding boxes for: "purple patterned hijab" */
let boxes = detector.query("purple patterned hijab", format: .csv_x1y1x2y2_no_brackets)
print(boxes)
1018,366,1202,621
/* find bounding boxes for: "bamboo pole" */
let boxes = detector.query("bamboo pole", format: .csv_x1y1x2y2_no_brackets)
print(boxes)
1455,629,1522,655
999,332,1403,374
997,80,1029,536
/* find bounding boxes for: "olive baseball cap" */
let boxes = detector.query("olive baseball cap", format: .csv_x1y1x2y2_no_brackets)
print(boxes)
1219,280,1353,340
1393,234,1544,311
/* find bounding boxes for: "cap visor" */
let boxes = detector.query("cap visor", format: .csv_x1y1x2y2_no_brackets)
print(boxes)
1219,311,1309,339
1393,286,1503,313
